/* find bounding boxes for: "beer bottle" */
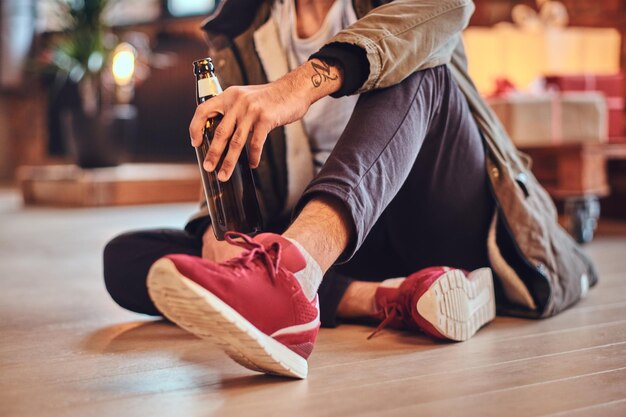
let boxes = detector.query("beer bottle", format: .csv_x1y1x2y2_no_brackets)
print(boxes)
193,57,263,240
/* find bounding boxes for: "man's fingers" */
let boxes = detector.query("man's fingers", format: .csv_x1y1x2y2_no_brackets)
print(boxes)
217,120,252,181
189,97,223,148
248,125,269,168
204,112,236,172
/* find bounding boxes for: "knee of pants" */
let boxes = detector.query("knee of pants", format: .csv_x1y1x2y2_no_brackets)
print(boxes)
102,232,160,316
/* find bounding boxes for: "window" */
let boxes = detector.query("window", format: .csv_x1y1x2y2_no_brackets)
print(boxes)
166,0,216,18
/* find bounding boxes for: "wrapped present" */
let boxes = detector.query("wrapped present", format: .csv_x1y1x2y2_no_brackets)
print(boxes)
488,92,608,146
544,73,623,93
544,74,624,138
561,93,609,142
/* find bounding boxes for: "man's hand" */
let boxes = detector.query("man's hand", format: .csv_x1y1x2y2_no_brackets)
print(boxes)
201,226,244,262
189,58,344,181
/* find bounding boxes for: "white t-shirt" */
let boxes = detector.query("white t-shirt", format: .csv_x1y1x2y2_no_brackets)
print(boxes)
272,0,359,173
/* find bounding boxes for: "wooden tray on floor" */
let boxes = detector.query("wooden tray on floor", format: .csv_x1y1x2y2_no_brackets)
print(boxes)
17,164,202,207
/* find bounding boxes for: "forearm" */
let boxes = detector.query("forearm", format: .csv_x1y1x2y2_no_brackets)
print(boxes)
282,58,344,107
189,58,344,181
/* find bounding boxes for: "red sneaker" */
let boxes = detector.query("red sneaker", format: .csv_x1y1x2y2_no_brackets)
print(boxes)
147,232,320,379
370,267,495,341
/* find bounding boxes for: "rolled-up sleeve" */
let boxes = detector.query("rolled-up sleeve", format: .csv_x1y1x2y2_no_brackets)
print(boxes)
312,0,474,96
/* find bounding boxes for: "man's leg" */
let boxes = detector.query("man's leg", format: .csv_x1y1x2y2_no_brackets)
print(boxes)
103,223,349,327
103,229,202,315
293,65,491,269
292,64,494,335
145,65,493,378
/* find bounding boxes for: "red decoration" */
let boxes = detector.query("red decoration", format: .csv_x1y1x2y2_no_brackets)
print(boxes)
544,74,624,139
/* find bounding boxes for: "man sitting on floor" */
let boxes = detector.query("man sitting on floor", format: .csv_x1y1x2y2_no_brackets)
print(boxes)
103,0,597,379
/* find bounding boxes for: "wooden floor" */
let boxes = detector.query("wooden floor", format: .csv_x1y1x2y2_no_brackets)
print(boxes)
1,189,625,417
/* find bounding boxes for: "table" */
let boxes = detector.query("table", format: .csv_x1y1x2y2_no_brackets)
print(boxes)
520,142,626,243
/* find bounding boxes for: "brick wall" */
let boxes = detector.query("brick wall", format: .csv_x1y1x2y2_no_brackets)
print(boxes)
471,0,626,137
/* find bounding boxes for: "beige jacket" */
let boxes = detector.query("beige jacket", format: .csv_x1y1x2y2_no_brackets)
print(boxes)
188,0,597,318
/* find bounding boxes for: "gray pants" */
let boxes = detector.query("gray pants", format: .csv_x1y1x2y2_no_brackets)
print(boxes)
103,65,494,327
308,65,494,325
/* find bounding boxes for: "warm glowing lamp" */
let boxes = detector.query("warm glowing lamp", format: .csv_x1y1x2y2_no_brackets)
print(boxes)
112,42,137,105
112,43,136,87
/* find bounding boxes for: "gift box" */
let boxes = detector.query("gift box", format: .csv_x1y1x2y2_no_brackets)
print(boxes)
488,92,608,147
544,74,624,138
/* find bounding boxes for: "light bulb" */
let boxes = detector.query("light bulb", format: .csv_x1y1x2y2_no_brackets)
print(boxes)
112,43,136,86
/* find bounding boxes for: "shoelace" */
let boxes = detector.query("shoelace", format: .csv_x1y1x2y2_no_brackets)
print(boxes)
367,302,405,340
223,232,282,282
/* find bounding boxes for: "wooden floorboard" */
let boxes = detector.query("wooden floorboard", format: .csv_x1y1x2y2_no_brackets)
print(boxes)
0,189,625,417
541,398,626,417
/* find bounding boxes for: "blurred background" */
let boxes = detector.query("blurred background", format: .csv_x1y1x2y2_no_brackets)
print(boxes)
0,0,220,175
0,0,624,240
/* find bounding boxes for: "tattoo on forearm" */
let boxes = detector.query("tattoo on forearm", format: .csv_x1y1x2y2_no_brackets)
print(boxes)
311,60,338,88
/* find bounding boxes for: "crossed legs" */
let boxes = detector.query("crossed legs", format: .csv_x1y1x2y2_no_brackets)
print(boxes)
104,65,493,329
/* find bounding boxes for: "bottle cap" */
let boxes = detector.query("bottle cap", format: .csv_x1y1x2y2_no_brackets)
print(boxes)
193,57,214,75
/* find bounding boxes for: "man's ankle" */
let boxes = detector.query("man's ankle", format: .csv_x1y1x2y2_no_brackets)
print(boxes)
336,281,380,318
283,195,352,273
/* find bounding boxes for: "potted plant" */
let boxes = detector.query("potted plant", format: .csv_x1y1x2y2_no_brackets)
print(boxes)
40,0,122,168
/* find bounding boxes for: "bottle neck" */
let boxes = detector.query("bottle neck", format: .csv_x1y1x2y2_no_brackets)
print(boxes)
196,72,223,104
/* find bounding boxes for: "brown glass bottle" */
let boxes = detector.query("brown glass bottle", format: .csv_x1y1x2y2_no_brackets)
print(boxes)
193,57,263,240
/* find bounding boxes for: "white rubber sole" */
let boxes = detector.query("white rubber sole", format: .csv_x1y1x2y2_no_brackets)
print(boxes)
146,258,308,379
416,268,496,341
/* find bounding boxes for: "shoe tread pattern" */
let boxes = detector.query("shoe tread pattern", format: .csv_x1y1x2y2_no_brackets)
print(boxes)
420,268,496,341
147,259,307,379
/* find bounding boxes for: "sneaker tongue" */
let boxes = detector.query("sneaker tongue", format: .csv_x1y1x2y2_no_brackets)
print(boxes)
255,233,307,273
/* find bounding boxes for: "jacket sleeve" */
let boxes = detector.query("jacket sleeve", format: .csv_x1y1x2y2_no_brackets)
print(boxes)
312,0,475,96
